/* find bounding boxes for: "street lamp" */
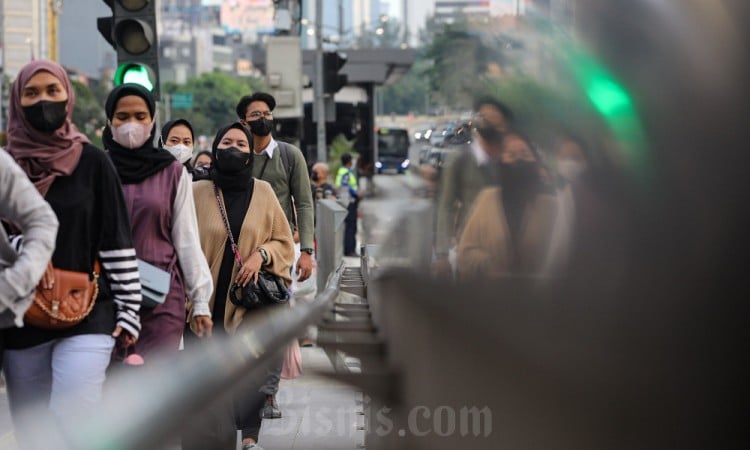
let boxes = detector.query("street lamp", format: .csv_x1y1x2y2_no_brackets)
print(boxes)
375,27,384,36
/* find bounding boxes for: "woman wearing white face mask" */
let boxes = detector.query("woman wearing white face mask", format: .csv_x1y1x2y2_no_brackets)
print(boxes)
541,134,596,275
161,119,213,182
556,136,589,184
103,84,214,360
161,118,195,166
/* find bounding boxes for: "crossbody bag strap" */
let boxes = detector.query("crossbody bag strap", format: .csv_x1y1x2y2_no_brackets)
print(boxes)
212,182,245,268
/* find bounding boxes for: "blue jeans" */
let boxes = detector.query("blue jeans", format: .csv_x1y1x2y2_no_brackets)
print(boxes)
2,334,115,447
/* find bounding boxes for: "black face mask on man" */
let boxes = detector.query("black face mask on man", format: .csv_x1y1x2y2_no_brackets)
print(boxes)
214,147,251,173
23,100,68,133
248,118,274,137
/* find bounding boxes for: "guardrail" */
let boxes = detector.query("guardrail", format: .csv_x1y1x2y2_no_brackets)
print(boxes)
37,262,349,450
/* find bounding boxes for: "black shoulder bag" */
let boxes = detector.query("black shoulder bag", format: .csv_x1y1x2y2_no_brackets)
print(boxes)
212,182,290,310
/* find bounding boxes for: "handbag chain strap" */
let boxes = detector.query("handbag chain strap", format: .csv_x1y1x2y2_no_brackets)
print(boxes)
34,271,100,322
212,182,245,268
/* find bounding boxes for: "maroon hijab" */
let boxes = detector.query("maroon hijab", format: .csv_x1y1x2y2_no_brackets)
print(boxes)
5,60,90,196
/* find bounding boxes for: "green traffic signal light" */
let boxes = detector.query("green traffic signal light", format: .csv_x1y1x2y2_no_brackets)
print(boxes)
98,0,160,99
114,63,154,92
586,76,632,118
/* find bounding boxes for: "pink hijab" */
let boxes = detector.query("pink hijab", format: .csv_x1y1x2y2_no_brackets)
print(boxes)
5,60,90,196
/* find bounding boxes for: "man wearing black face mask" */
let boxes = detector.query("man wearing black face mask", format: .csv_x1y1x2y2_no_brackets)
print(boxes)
433,97,513,279
236,93,314,280
235,92,314,419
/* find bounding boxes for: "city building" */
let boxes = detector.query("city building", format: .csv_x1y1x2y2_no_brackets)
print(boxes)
300,0,354,49
1,0,46,79
57,0,115,79
159,1,255,83
219,0,275,43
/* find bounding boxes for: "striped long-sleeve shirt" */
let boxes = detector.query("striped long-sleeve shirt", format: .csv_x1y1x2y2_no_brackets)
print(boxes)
98,248,141,338
4,145,143,349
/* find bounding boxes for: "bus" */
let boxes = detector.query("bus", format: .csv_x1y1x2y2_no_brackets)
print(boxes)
375,127,410,174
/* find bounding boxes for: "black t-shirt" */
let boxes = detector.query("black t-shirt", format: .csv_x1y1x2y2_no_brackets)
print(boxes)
212,180,255,334
4,145,139,350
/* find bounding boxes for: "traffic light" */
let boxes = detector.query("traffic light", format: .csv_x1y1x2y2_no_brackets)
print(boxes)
98,0,160,99
323,51,347,94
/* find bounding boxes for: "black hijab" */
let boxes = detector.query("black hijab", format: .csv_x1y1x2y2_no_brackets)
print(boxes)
211,122,254,192
103,84,175,184
160,118,195,146
495,134,543,233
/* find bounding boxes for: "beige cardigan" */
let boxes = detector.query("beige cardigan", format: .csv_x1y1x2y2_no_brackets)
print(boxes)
191,179,295,334
457,187,558,280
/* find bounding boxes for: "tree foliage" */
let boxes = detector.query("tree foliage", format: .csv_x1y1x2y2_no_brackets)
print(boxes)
328,133,357,178
380,58,431,115
71,80,103,130
162,72,265,137
71,80,107,147
419,20,505,109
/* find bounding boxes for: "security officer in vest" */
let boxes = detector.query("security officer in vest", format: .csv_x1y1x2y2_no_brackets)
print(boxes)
335,153,359,256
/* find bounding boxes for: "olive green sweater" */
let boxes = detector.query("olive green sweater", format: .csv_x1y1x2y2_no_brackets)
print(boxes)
251,141,314,250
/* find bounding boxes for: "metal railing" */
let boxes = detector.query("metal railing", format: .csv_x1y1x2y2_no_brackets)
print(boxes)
33,262,349,450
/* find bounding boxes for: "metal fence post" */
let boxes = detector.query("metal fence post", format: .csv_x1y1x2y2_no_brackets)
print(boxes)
316,199,348,290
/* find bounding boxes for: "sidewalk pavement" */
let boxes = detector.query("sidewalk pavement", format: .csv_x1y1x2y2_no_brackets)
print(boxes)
258,346,365,449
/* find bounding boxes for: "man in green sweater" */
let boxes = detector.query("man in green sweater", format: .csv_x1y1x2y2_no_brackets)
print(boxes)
433,97,513,278
236,92,314,420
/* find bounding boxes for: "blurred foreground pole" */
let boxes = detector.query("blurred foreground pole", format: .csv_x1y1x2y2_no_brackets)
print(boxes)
314,0,327,162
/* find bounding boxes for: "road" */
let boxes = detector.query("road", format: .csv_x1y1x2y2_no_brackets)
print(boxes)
360,173,421,248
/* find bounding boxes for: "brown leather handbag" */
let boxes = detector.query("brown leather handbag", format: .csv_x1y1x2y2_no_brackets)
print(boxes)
25,262,101,330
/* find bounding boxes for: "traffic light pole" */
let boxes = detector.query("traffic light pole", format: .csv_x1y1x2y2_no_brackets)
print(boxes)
315,0,327,163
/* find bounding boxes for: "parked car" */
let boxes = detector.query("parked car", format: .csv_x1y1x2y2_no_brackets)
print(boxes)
413,125,434,143
429,121,458,147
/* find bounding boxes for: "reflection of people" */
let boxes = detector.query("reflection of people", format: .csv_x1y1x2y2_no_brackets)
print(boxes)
457,133,558,280
0,149,58,331
433,97,513,278
335,153,359,256
188,122,295,450
555,135,590,185
2,60,141,448
103,85,213,358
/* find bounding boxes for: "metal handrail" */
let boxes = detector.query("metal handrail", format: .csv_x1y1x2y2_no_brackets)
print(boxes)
50,262,347,450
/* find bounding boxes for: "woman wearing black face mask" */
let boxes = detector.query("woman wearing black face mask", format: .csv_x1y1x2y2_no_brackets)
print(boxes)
186,123,294,450
2,60,142,447
457,132,561,280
